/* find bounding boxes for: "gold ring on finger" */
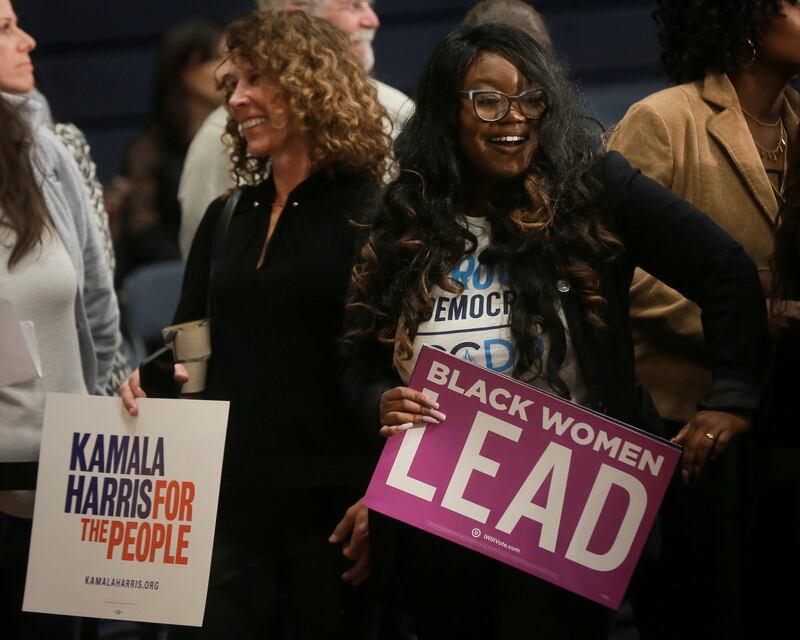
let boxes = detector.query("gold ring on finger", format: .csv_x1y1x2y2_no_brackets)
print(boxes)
704,432,716,440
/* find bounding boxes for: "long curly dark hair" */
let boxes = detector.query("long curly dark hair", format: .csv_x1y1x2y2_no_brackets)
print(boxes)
655,0,784,83
346,24,622,396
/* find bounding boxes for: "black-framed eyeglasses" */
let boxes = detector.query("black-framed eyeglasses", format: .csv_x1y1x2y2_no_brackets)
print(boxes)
458,88,548,122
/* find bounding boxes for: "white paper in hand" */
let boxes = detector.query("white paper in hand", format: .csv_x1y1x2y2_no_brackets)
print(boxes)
19,321,43,378
0,282,40,387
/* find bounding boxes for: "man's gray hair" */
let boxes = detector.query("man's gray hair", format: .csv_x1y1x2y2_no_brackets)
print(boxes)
256,0,326,11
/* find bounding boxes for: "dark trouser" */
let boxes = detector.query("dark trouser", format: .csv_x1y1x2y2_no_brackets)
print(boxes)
170,488,378,640
749,341,800,634
0,513,78,640
394,523,613,640
627,421,752,640
749,446,800,637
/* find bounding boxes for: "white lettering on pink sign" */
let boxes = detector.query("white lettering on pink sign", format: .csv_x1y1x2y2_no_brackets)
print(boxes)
365,346,680,609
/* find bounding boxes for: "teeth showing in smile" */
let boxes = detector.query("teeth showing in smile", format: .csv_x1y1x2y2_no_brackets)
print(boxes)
241,117,267,129
489,135,526,144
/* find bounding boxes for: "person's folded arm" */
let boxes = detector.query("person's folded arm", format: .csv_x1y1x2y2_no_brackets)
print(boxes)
602,151,768,475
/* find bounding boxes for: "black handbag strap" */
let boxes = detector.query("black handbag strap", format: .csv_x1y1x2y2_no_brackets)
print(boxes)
206,189,242,318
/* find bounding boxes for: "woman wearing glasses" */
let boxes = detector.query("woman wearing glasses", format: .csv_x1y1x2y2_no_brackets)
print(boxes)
342,23,768,637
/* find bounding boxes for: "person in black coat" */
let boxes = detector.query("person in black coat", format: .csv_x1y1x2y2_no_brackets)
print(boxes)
121,10,390,639
341,23,769,639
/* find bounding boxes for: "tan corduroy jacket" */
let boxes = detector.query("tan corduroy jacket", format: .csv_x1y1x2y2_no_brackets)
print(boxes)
608,72,799,423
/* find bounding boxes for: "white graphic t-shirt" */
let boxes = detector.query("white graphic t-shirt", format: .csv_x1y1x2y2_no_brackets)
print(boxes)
397,216,587,403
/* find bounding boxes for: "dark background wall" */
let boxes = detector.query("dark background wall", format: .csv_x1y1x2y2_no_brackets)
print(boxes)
17,0,666,184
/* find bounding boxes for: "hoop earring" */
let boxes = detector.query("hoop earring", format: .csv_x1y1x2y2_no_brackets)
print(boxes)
745,38,757,66
269,102,289,129
269,107,288,130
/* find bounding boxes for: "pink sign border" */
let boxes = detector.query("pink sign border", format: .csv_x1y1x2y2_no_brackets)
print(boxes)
364,346,681,609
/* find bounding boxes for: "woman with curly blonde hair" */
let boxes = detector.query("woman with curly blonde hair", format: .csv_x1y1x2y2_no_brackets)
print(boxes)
223,8,388,186
121,10,390,639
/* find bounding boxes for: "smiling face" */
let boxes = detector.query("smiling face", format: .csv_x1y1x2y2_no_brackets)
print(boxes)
0,0,36,94
225,61,299,158
458,52,541,185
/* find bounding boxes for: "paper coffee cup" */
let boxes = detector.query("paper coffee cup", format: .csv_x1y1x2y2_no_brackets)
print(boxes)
162,319,211,394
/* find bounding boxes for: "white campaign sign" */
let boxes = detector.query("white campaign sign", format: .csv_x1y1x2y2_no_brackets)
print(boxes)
23,393,229,626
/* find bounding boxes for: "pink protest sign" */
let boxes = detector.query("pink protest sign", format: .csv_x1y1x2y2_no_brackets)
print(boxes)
364,345,680,609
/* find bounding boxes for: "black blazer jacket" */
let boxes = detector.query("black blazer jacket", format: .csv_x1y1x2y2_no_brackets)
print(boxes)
340,151,768,439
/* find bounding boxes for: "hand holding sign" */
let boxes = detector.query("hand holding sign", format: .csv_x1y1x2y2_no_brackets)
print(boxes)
120,365,190,417
379,386,446,437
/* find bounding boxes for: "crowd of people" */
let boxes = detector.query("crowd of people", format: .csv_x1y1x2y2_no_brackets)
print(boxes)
1,0,798,638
